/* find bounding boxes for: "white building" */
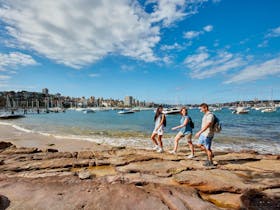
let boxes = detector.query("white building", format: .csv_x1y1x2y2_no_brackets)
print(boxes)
124,96,133,107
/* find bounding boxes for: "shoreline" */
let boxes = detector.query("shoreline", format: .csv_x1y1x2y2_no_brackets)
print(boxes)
0,122,279,155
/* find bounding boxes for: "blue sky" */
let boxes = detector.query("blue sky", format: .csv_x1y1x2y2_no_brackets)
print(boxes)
0,0,280,104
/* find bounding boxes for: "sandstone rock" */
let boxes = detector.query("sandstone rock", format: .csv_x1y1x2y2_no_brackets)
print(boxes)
0,176,169,210
263,188,280,198
117,159,187,177
200,192,242,209
78,170,92,180
145,185,219,210
77,151,94,159
221,159,280,173
0,194,10,210
215,152,259,162
174,169,249,193
2,147,41,155
0,141,13,150
240,189,280,210
44,148,59,153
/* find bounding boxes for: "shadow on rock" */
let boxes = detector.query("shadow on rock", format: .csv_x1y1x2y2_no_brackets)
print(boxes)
0,195,10,210
240,189,280,210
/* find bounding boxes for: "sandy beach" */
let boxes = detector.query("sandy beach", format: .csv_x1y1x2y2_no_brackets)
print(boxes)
0,124,112,152
0,123,280,210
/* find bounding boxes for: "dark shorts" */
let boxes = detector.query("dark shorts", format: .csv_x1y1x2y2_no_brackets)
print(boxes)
198,135,213,150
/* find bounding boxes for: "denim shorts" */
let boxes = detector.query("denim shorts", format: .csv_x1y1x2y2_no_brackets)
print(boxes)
198,135,213,150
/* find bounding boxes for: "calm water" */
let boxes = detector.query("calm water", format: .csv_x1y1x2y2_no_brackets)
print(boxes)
1,108,280,154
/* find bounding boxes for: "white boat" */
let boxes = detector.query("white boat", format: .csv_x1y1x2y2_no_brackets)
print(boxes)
162,108,181,115
83,109,95,114
132,107,141,112
261,107,277,113
232,107,250,114
210,107,222,112
118,110,135,114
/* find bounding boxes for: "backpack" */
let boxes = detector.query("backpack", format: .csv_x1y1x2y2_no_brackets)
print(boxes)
189,116,194,129
212,114,222,133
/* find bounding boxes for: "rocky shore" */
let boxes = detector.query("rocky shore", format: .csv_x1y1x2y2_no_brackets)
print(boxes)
0,140,280,210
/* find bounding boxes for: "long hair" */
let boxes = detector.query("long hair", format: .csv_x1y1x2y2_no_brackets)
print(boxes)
180,107,188,116
154,105,163,122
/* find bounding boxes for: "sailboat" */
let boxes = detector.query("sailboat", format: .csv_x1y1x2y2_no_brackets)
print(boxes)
0,95,25,119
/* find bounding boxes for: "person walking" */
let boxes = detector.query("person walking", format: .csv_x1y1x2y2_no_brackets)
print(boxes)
169,107,194,158
195,103,215,167
150,105,166,153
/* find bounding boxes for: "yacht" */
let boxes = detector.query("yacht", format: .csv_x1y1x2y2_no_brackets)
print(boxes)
162,107,181,115
232,107,250,114
261,107,277,113
118,110,135,114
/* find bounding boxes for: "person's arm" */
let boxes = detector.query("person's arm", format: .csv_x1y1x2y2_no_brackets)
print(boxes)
156,114,165,130
172,117,189,130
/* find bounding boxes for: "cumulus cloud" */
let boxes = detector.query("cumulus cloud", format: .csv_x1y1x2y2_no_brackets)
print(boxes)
183,25,213,39
184,31,201,39
184,47,246,79
203,25,213,32
0,52,37,72
225,56,280,84
0,0,207,69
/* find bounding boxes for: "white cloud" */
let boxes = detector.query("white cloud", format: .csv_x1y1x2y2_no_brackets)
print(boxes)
120,65,135,72
162,56,172,64
0,0,207,69
0,52,37,71
89,73,100,78
183,25,213,39
148,0,207,26
266,26,280,38
203,25,213,32
160,42,182,51
0,75,11,80
225,56,280,84
184,47,246,79
184,31,201,39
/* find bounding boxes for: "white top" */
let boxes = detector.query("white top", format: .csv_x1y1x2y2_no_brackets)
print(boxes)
201,112,214,137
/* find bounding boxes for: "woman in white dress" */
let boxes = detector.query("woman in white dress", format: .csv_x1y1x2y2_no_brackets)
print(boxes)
150,105,166,153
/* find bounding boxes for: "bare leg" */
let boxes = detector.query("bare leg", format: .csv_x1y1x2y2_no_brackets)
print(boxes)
188,141,195,155
150,133,158,145
206,149,213,163
173,133,183,152
198,144,206,153
157,135,163,148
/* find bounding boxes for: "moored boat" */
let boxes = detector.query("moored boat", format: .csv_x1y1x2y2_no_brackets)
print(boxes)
0,114,25,119
118,110,135,114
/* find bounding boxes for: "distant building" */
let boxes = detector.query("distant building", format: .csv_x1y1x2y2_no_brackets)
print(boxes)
42,88,49,95
124,96,133,107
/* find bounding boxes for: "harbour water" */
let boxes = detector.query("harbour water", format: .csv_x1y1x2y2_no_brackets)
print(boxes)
1,108,280,154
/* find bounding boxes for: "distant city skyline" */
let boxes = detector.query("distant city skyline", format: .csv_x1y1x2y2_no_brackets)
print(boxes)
0,0,280,104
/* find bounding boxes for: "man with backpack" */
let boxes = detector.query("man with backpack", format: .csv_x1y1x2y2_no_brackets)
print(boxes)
195,103,216,167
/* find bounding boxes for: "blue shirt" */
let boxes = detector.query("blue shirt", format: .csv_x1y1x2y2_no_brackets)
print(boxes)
179,115,192,135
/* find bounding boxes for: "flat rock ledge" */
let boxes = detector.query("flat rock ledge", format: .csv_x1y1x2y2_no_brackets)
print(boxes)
0,141,279,210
